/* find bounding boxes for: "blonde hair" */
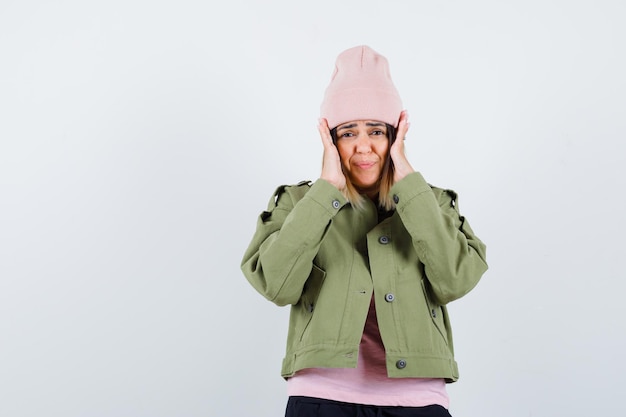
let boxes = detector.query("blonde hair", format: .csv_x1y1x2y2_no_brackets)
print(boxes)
330,124,397,212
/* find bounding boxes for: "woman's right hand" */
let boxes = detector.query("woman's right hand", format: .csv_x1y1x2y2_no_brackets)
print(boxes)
318,118,346,191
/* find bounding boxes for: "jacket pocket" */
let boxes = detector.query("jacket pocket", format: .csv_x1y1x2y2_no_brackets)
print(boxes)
298,264,326,341
421,278,449,346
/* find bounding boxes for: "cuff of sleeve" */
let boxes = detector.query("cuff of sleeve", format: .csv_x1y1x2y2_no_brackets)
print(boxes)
390,172,433,211
304,179,349,215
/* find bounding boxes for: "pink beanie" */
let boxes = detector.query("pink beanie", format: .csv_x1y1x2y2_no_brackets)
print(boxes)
320,45,403,130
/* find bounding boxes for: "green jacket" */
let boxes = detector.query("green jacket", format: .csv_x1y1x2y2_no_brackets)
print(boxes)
241,172,488,382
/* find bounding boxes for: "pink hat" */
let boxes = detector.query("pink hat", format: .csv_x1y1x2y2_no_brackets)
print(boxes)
320,45,403,130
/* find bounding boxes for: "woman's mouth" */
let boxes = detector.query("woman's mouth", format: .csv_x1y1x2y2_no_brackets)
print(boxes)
354,161,376,169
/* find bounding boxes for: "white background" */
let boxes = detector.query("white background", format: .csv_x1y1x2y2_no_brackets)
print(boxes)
1,1,625,416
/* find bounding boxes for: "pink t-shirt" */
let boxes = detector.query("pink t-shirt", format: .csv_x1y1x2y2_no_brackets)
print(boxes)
287,297,450,408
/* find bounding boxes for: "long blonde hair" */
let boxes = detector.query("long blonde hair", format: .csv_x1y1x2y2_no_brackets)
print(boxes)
330,123,397,211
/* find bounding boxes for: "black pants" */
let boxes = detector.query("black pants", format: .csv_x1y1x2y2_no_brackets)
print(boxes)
285,396,452,417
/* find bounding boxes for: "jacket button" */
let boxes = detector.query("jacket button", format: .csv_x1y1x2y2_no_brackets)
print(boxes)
431,308,437,318
393,194,399,204
385,293,395,302
332,199,341,209
396,359,407,369
378,236,389,244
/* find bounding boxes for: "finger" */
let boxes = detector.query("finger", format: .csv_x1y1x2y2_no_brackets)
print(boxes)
391,111,407,152
396,110,410,141
318,118,334,148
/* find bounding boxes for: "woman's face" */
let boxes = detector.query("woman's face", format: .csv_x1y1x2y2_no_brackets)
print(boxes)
335,120,389,197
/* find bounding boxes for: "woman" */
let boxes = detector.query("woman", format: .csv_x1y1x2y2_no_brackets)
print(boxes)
241,45,488,417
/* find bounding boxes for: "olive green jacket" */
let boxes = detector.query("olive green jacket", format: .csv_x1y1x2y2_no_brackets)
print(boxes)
241,172,488,382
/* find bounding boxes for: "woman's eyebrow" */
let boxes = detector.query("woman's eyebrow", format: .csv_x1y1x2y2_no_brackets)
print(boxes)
337,123,357,131
337,122,385,131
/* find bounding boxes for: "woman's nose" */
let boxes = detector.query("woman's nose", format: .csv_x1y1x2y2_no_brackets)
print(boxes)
355,134,371,153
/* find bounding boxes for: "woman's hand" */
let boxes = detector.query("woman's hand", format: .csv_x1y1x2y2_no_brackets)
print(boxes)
318,118,346,190
390,110,415,183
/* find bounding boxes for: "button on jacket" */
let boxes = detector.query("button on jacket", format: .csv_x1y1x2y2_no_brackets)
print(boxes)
241,172,488,382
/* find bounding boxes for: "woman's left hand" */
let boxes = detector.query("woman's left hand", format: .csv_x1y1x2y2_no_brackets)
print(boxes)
390,110,415,182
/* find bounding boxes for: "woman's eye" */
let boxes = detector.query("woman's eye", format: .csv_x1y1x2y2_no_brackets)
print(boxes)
371,130,385,136
341,132,355,138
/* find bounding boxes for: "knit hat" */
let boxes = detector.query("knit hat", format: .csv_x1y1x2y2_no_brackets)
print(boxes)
320,45,403,130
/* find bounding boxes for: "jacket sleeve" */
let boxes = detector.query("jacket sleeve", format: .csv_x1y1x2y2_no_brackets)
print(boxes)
390,172,488,305
240,179,347,306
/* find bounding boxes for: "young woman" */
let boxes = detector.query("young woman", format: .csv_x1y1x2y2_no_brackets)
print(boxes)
241,45,488,417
